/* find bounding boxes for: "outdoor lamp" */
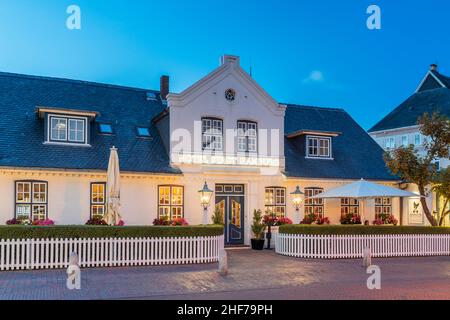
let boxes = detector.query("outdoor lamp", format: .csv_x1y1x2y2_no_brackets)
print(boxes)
291,186,304,223
198,182,213,224
291,186,304,210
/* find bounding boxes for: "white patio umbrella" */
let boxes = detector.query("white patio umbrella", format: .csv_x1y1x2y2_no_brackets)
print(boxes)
307,179,418,223
104,146,122,226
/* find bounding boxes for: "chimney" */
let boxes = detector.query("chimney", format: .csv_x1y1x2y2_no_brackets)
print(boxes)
220,55,240,66
160,75,169,100
430,64,438,72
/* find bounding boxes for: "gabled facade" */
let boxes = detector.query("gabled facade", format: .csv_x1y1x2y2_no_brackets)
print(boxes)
0,55,400,244
369,64,450,226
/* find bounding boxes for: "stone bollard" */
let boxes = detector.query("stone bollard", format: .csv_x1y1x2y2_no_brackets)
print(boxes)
218,248,228,276
66,252,81,290
363,247,372,268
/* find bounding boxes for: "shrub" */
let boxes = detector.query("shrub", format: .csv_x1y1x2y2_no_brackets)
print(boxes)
301,213,330,225
6,218,22,225
85,218,108,226
33,219,55,226
153,217,170,226
340,213,362,225
277,217,293,226
279,225,450,235
373,213,398,226
0,225,224,239
251,209,266,239
211,207,224,225
263,213,278,227
171,218,188,226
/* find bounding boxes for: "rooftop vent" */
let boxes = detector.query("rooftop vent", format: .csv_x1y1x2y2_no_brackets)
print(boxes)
430,64,438,71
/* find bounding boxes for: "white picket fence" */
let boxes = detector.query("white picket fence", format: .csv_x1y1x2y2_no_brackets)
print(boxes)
275,233,450,259
0,235,224,271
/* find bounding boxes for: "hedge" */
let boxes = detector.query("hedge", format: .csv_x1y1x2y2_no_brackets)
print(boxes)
279,225,450,235
0,225,224,240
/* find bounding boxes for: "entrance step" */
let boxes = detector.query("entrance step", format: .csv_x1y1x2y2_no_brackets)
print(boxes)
225,245,251,250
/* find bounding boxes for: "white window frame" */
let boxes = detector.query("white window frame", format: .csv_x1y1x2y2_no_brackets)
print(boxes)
91,182,106,220
15,181,48,221
237,120,257,153
384,137,395,149
401,135,408,147
158,185,184,220
414,133,421,146
202,118,223,151
264,187,286,218
48,114,88,145
306,136,332,159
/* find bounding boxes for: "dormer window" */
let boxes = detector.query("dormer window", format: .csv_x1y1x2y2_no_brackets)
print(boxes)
49,115,87,144
306,136,331,159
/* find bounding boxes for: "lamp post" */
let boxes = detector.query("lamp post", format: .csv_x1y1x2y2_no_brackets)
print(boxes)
198,181,214,225
291,186,304,223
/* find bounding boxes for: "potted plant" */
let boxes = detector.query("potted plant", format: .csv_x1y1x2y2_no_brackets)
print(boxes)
251,209,266,250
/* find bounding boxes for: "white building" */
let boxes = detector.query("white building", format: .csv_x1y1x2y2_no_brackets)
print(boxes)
369,64,450,226
0,55,407,245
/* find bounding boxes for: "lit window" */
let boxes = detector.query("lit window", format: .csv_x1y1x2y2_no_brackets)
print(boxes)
375,197,392,218
137,127,150,137
15,181,48,221
158,186,184,220
237,121,257,153
341,198,360,216
91,183,106,220
304,188,324,218
99,123,113,134
307,136,331,158
49,115,86,144
265,187,286,218
202,118,223,151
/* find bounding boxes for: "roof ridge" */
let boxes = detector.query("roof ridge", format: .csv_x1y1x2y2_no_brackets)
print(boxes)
284,103,345,112
0,71,160,94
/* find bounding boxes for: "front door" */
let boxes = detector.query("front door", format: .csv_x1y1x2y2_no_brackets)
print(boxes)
215,184,244,245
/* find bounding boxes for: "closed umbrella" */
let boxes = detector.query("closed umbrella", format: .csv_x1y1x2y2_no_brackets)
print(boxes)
104,146,122,226
307,179,418,223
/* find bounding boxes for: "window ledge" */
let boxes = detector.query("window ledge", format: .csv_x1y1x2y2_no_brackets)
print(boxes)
305,156,334,160
43,141,92,147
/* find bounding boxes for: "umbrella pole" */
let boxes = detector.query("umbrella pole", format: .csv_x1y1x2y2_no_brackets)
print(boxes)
361,199,365,225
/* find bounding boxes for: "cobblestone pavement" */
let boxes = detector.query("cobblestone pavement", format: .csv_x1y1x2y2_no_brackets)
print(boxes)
0,250,448,300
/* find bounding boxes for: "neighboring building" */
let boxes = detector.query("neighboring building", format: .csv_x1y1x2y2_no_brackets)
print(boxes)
369,64,450,226
0,55,399,245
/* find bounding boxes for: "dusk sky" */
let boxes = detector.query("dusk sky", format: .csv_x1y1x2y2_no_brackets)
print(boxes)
0,0,449,129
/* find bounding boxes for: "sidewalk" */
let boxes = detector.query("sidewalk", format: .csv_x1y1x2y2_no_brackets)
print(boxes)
0,250,448,300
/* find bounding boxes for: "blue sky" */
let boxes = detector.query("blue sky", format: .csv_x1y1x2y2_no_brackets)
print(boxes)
0,0,449,129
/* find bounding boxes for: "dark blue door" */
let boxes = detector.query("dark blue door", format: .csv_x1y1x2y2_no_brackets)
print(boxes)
215,184,244,245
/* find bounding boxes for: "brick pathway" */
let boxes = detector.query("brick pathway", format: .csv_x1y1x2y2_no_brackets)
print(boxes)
0,250,448,300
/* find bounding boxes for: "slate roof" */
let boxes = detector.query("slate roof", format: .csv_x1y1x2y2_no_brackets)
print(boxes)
0,72,180,174
284,105,396,180
0,71,395,180
368,87,450,132
369,69,450,133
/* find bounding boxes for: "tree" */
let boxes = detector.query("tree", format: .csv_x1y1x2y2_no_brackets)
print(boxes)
433,167,450,226
384,112,450,226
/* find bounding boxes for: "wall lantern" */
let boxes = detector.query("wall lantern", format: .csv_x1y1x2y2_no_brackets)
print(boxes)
198,181,214,224
291,186,304,223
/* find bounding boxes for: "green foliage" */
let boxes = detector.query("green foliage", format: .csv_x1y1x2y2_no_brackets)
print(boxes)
384,111,450,226
251,209,266,239
279,225,450,235
211,206,224,225
0,225,224,239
